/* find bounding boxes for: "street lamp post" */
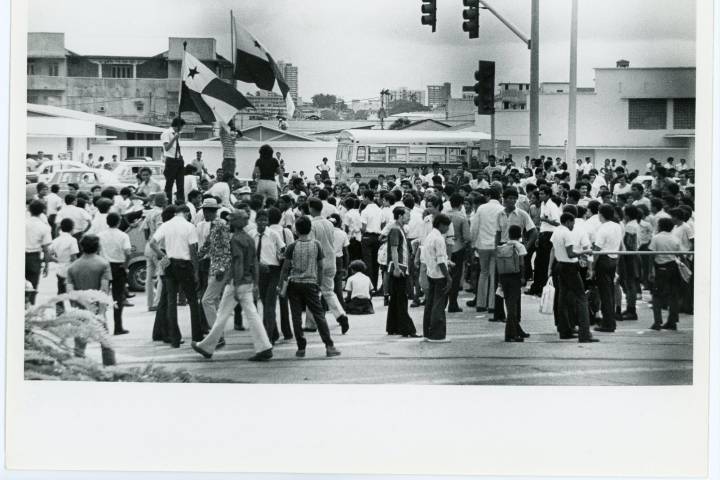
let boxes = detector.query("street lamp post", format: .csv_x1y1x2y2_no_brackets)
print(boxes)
567,0,579,185
529,0,540,160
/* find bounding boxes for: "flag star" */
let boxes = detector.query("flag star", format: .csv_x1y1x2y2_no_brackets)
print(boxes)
188,66,199,79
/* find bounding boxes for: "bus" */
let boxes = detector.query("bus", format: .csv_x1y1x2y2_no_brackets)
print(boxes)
334,129,511,182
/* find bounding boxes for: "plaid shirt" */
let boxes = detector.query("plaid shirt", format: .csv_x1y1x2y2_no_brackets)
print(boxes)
198,219,232,276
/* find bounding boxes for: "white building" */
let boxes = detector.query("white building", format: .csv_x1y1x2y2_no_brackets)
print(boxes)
477,65,695,171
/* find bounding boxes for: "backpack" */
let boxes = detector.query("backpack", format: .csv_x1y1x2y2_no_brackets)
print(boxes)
496,243,521,275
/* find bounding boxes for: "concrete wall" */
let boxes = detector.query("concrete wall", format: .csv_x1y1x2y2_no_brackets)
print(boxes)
27,32,66,58
595,68,695,99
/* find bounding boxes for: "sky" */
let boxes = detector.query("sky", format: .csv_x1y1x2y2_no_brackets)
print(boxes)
27,0,696,102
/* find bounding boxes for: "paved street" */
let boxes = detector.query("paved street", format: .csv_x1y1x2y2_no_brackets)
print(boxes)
33,265,693,385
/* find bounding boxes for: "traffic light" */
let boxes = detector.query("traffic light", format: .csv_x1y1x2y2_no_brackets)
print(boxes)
473,60,495,115
462,0,479,39
421,0,437,32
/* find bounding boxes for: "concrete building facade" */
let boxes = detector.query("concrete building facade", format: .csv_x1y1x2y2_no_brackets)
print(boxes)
427,82,451,109
389,87,425,106
474,66,696,171
276,61,299,102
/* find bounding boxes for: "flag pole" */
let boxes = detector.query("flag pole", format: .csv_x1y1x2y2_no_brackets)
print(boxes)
229,10,243,133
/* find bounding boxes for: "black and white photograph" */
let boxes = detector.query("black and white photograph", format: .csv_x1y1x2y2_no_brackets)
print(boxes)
21,0,698,386
3,0,718,477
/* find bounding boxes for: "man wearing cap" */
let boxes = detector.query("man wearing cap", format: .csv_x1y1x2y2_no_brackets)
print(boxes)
198,199,231,338
161,116,186,203
192,210,273,361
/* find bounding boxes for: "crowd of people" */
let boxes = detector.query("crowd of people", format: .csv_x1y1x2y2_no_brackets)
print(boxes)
25,120,696,362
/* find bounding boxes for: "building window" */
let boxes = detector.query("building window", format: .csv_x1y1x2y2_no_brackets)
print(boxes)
673,98,695,129
48,63,59,76
503,101,510,109
27,62,36,75
628,99,667,130
109,64,133,78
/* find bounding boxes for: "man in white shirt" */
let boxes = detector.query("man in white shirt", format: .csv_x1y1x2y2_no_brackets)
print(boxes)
349,173,362,195
88,198,113,236
549,212,596,342
592,204,623,333
318,189,338,218
421,214,453,341
581,157,594,175
56,194,91,241
612,174,632,199
99,212,132,335
46,184,64,236
469,188,504,312
49,217,80,315
527,185,560,295
148,204,202,347
253,209,286,344
26,200,54,304
161,116,186,203
360,190,384,293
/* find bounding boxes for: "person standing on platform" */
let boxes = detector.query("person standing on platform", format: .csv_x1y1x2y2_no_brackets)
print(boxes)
161,117,186,203
254,144,281,200
386,207,420,337
219,120,239,182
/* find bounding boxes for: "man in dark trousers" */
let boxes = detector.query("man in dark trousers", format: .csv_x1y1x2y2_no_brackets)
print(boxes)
161,116,186,203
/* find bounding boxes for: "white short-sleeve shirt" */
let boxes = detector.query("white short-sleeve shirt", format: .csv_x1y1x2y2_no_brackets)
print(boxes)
594,221,624,259
153,215,199,260
550,225,577,263
26,215,52,253
50,232,80,277
99,228,131,263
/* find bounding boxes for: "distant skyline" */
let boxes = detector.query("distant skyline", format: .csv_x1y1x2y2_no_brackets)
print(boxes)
27,0,696,102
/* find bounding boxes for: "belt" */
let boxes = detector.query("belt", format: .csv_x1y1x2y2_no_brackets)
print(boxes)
364,232,380,236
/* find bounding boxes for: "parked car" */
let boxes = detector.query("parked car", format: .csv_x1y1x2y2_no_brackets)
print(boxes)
108,161,166,187
25,160,85,184
125,218,148,292
25,168,128,202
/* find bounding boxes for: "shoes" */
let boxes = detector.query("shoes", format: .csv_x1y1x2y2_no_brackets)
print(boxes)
519,330,531,338
303,327,317,332
559,333,578,339
123,300,134,307
448,306,463,313
402,333,422,338
337,315,350,335
326,346,341,357
295,349,306,357
170,339,185,348
621,311,638,320
661,323,677,330
593,326,615,333
113,329,129,335
466,299,477,307
148,306,157,312
248,348,273,362
191,341,212,359
650,323,662,331
410,301,422,308
505,336,524,342
234,325,246,331
126,292,136,298
579,338,600,343
216,337,226,350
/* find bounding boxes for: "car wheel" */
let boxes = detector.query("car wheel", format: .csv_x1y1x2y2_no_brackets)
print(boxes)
128,261,147,292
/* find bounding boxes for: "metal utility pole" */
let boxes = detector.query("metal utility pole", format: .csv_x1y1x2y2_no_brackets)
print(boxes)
567,0,579,185
529,0,540,160
379,89,389,129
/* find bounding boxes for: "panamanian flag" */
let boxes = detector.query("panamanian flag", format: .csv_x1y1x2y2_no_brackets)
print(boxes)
232,20,296,119
178,50,255,124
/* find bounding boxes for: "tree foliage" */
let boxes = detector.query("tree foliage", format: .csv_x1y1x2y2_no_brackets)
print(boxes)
388,118,412,130
388,100,430,116
311,93,338,109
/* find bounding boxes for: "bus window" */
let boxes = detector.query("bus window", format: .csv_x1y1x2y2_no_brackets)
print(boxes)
388,146,408,163
427,147,446,164
448,147,466,163
368,147,386,162
408,146,427,164
356,146,367,162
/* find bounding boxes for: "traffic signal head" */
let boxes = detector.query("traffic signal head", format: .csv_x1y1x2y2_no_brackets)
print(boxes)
473,60,495,115
421,0,437,32
462,0,479,39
